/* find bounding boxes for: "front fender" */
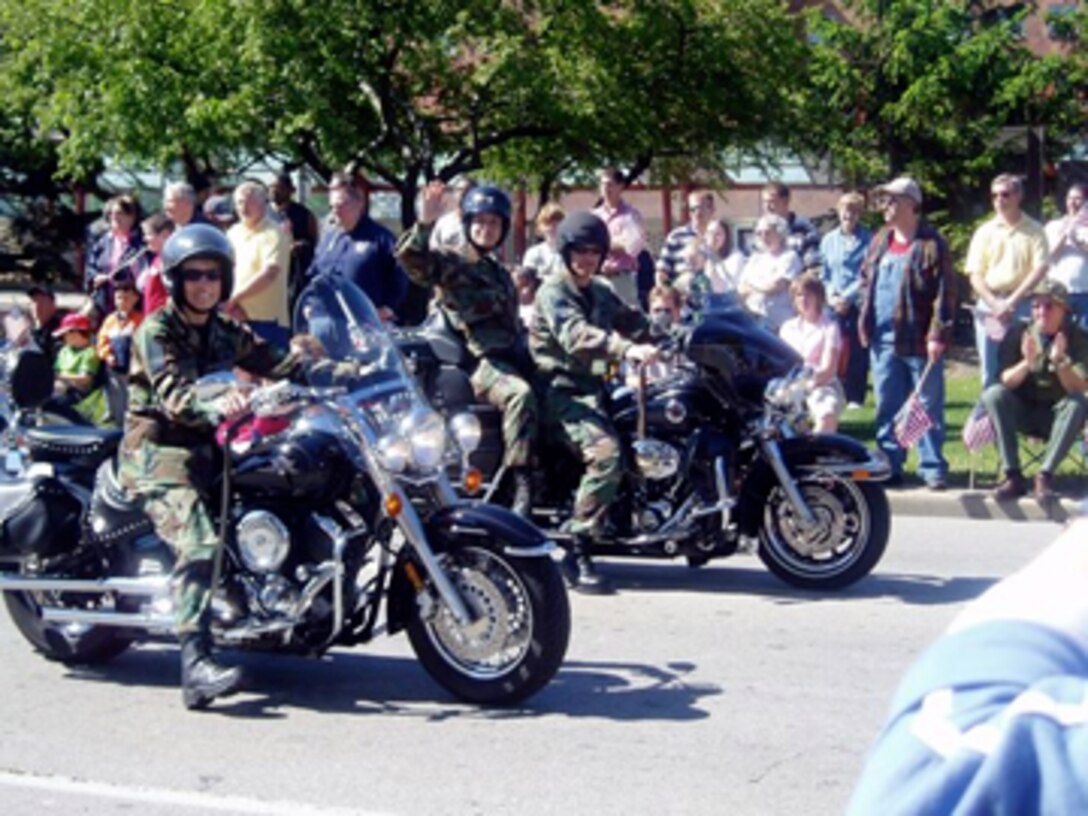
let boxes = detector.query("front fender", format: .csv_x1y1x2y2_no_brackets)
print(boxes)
425,502,554,555
775,434,890,478
386,501,553,634
736,434,888,536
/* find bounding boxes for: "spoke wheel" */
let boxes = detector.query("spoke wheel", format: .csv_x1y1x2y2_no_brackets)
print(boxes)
406,544,569,705
758,476,889,590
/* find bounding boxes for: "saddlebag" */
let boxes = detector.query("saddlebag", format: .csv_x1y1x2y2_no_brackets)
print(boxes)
0,476,82,559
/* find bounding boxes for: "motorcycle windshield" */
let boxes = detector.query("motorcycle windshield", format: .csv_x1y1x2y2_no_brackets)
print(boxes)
293,274,419,432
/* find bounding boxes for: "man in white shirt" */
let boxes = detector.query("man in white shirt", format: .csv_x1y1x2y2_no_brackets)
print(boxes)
1044,183,1088,329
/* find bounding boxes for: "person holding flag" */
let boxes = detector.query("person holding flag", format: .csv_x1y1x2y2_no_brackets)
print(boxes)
858,177,956,490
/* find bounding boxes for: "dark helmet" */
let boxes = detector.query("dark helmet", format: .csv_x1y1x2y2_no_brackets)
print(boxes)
161,224,234,307
558,211,611,272
461,185,512,251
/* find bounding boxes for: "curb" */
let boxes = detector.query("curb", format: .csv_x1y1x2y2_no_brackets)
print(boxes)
888,487,1085,524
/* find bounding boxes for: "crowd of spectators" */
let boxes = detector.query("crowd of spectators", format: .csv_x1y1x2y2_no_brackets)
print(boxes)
11,170,1088,499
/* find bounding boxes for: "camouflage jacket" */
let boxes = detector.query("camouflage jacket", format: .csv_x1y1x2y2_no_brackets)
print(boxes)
396,222,523,358
530,270,651,393
124,302,304,449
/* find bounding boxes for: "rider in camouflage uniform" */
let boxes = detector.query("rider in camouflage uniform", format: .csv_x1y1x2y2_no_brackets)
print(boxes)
119,224,309,710
530,211,658,594
397,180,537,515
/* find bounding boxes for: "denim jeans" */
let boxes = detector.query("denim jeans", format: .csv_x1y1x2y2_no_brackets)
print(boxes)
871,343,948,483
974,300,1031,388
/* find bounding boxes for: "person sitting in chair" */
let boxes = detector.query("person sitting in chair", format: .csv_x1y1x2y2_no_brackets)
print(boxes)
983,280,1088,502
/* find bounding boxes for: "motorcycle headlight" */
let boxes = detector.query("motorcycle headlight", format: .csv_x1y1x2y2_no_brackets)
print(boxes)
449,412,482,455
377,435,411,473
404,408,447,471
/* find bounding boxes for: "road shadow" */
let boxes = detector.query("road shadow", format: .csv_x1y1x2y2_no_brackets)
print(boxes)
61,645,720,723
588,559,1000,607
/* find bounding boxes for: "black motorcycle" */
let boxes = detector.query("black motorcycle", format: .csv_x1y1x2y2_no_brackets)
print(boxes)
399,301,891,590
0,277,570,705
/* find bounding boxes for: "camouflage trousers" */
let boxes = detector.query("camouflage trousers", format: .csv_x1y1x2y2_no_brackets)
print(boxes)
543,389,622,537
118,441,220,636
471,356,538,469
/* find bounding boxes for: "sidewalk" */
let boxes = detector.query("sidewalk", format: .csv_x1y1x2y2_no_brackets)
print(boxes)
888,485,1086,524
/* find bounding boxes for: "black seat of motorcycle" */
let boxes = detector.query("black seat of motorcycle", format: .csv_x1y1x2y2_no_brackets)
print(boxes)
25,426,123,470
422,311,472,368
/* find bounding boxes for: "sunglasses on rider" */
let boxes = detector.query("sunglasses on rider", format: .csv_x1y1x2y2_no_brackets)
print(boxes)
181,269,224,284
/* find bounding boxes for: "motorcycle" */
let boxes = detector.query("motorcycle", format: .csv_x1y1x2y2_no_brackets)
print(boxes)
399,300,891,590
0,276,570,705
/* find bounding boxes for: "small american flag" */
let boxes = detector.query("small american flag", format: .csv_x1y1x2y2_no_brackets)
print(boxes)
961,400,996,452
894,394,933,449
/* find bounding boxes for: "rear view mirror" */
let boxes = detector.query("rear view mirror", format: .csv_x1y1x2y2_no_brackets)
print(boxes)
8,347,54,410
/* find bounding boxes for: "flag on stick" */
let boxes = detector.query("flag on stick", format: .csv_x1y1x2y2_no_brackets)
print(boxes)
961,400,996,452
894,393,933,449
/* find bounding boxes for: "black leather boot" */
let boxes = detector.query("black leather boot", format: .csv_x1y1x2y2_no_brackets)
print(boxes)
511,467,533,517
180,632,243,710
562,536,614,595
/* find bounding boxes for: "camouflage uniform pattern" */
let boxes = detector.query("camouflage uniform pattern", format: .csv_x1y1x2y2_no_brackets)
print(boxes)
530,270,651,535
397,222,536,467
118,302,304,634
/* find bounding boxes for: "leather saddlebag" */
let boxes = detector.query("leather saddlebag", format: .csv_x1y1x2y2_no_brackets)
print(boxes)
0,477,82,558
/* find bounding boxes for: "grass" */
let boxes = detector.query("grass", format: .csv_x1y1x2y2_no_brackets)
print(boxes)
837,356,1088,491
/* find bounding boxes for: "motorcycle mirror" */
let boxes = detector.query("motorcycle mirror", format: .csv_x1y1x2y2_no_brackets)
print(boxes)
9,347,54,409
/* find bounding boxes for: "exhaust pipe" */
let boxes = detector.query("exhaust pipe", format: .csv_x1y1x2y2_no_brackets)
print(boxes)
41,606,174,630
0,574,168,596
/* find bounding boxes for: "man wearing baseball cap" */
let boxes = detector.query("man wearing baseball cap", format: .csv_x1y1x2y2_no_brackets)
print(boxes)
858,176,956,490
982,279,1088,502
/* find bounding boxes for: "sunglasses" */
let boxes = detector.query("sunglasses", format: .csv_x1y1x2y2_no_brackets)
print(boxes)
181,269,224,284
1032,299,1061,311
991,190,1014,200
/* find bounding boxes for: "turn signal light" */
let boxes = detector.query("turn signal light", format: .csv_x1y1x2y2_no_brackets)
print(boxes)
384,493,403,517
851,470,871,481
463,467,483,494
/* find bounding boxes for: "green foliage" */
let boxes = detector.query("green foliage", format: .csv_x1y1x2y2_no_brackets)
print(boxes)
801,0,1086,223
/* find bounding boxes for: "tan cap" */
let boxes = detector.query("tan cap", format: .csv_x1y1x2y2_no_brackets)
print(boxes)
1032,279,1070,310
875,177,923,206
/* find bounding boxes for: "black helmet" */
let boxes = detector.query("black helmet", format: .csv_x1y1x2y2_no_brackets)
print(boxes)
161,224,234,307
558,211,610,272
461,185,511,251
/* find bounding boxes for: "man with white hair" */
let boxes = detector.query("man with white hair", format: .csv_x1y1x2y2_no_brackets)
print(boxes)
163,182,205,228
225,181,291,347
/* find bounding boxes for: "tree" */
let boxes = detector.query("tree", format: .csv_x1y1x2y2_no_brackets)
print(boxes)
801,0,1087,235
0,0,812,224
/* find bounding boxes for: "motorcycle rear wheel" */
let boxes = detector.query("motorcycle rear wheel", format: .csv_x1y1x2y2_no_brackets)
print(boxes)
757,476,889,590
3,590,133,665
405,544,570,705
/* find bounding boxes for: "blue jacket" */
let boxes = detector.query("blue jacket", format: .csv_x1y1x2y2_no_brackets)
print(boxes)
306,217,408,315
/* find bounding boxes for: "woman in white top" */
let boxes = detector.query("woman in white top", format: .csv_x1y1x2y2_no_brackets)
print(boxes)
704,217,746,295
521,202,565,279
1044,183,1088,328
778,274,844,433
739,213,801,331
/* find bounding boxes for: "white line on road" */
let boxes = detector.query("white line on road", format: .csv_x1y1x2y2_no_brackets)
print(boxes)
0,768,394,815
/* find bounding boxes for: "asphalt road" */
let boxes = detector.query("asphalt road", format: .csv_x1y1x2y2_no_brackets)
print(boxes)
0,515,1062,815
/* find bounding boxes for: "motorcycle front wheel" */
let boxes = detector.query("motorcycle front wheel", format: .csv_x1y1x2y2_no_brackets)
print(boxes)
405,544,570,705
757,475,890,590
3,590,133,665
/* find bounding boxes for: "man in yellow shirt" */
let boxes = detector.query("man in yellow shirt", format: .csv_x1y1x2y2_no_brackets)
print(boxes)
966,173,1050,386
226,181,291,348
